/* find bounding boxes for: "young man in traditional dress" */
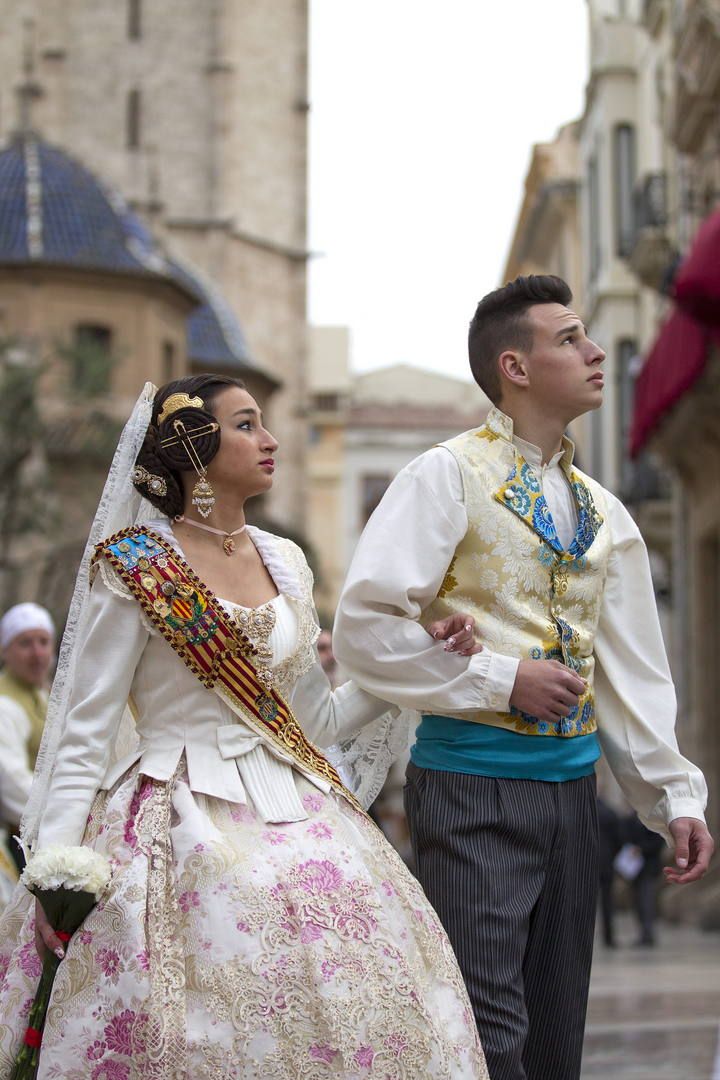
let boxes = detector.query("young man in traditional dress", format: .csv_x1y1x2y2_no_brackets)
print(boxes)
334,274,713,1080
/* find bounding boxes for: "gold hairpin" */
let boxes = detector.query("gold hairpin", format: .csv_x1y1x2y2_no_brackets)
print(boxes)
160,418,218,519
159,418,220,451
157,393,205,426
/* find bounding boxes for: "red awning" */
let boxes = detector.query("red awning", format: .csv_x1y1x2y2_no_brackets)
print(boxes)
673,209,720,325
629,308,710,457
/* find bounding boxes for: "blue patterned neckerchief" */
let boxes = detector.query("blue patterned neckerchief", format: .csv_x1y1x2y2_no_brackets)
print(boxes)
484,408,603,559
494,456,602,559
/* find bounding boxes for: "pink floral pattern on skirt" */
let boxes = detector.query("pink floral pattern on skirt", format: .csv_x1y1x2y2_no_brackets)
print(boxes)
0,767,487,1079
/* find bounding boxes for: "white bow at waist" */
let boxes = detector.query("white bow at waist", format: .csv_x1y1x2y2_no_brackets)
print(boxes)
216,724,287,761
216,723,332,823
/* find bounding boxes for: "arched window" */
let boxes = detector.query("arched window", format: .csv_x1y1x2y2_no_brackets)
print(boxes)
127,88,141,150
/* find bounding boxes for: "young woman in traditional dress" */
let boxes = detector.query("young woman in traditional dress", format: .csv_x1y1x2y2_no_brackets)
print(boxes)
0,376,488,1079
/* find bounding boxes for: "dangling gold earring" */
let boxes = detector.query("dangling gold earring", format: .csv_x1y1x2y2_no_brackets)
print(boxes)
191,472,215,518
159,417,220,519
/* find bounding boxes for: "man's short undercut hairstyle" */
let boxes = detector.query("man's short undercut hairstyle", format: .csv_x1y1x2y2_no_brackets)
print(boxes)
468,274,573,403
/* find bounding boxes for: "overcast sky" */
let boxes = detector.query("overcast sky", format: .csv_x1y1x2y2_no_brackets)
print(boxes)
308,1,589,380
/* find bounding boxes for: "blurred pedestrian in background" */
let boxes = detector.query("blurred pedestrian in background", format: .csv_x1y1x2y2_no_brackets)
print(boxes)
622,811,665,947
597,796,622,947
0,840,16,914
0,603,55,870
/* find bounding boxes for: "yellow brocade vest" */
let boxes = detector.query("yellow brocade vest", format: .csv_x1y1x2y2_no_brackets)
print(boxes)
421,408,612,737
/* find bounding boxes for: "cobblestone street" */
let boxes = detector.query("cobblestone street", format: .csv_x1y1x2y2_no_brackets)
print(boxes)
582,915,720,1079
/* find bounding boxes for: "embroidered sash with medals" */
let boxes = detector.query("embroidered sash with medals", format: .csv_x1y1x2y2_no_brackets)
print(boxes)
91,528,364,815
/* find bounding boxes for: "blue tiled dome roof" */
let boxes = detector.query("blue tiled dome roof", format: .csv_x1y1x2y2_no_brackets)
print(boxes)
0,135,191,292
0,135,278,387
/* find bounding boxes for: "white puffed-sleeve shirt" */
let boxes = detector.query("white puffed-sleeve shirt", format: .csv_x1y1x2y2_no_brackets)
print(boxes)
333,439,707,838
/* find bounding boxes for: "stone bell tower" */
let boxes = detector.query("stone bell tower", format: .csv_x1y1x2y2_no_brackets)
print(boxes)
0,0,310,530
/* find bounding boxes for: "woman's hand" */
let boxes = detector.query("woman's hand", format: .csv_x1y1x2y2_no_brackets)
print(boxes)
34,897,65,960
426,613,482,656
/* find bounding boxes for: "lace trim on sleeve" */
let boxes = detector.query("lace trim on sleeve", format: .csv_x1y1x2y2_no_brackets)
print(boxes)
324,708,417,810
97,558,133,601
96,559,158,636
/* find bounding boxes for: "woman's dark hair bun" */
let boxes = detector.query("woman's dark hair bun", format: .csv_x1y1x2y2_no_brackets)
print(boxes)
156,405,221,473
132,372,246,518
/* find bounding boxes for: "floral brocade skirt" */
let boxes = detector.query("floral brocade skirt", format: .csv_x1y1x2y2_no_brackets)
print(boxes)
0,765,487,1079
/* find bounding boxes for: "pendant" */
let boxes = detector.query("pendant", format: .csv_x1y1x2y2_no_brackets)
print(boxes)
223,536,235,556
191,477,216,519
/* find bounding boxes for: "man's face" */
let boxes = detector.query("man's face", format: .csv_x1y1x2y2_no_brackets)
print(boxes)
520,303,605,423
2,629,54,688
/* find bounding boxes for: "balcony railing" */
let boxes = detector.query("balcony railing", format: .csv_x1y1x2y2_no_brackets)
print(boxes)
633,172,668,232
627,172,675,291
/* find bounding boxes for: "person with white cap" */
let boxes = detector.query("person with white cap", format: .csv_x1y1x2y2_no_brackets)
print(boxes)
0,602,55,848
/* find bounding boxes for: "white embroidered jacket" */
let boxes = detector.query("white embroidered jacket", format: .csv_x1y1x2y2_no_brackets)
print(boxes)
36,524,394,851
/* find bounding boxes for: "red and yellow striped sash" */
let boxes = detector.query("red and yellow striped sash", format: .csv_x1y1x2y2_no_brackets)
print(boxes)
92,528,362,814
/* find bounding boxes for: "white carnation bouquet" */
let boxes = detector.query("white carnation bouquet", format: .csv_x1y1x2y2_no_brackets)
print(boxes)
21,845,111,899
11,845,112,1079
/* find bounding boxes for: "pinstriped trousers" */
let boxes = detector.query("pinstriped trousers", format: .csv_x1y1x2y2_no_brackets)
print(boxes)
404,764,598,1080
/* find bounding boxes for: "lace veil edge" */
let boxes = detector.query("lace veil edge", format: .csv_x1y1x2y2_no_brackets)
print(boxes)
21,383,157,849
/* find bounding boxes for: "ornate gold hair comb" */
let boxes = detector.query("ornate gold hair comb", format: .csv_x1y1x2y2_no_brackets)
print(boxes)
157,393,205,425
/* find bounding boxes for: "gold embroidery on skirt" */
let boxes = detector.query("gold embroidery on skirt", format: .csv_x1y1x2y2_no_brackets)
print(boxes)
135,773,187,1079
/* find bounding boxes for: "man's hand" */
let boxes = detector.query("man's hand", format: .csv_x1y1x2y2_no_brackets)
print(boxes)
509,659,585,722
426,614,483,656
664,818,714,885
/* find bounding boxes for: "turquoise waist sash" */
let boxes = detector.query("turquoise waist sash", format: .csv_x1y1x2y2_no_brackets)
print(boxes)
411,714,601,782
